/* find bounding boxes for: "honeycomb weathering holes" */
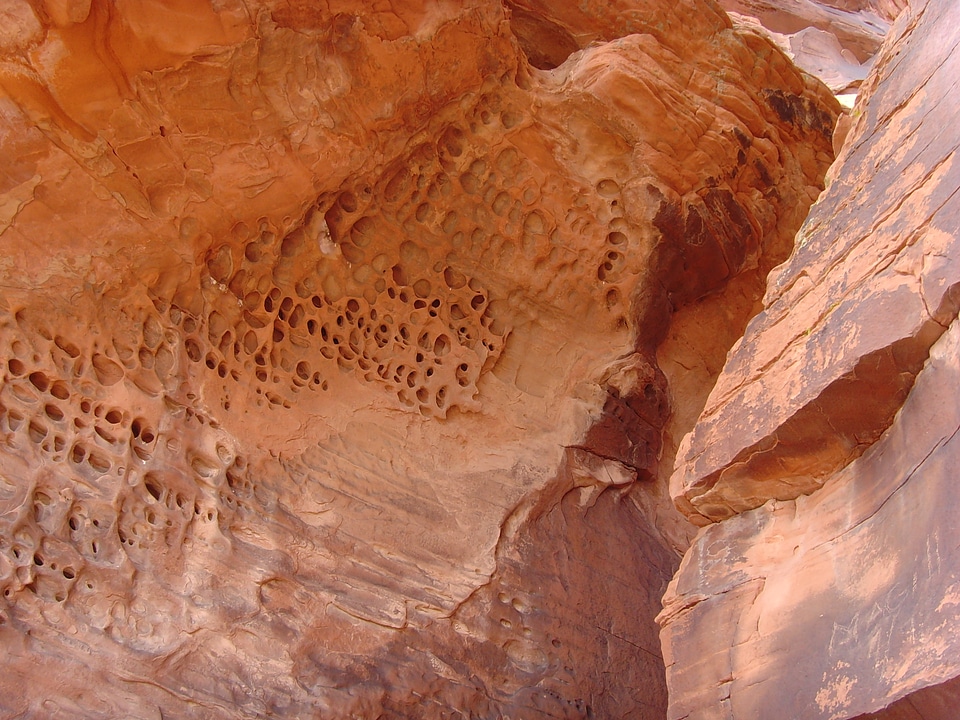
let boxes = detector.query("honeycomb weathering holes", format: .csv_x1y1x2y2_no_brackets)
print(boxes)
181,135,575,417
0,86,644,612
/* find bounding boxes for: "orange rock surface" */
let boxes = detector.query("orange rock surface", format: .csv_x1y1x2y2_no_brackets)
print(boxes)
671,0,959,523
0,0,845,717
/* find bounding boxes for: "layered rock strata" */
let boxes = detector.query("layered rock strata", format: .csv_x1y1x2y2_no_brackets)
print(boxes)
661,0,960,716
0,0,836,717
671,0,960,523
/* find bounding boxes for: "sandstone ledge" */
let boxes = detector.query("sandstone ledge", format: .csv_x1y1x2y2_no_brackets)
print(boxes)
672,0,960,522
661,305,960,719
661,1,960,717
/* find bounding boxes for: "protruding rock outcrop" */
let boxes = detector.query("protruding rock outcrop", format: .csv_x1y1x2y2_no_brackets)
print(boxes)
719,0,905,62
671,0,960,523
661,1,960,717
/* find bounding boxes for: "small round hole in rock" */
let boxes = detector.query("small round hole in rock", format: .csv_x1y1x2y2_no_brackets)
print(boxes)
55,337,81,358
185,338,202,363
296,362,310,380
88,452,111,473
339,191,357,212
50,381,69,400
144,476,163,501
45,404,64,422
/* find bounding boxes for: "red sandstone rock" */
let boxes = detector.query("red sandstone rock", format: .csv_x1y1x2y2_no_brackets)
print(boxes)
786,25,873,91
721,0,906,96
661,1,960,717
0,0,837,717
672,0,960,523
660,301,960,719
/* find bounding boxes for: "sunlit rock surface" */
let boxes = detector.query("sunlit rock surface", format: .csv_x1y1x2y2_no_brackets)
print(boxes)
720,0,908,93
719,0,905,61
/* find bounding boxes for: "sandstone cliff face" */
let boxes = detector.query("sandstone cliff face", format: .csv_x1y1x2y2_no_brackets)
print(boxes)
661,0,960,717
0,1,838,718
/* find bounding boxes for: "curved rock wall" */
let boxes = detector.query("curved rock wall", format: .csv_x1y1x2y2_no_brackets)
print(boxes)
718,0,904,61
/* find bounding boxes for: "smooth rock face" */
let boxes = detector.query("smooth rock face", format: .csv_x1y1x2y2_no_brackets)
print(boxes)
661,1,960,717
0,1,836,717
785,25,873,91
661,305,960,720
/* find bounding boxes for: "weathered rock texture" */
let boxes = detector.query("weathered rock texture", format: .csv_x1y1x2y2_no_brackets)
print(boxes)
661,0,960,717
671,0,958,523
720,0,908,94
0,0,838,717
719,0,904,61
